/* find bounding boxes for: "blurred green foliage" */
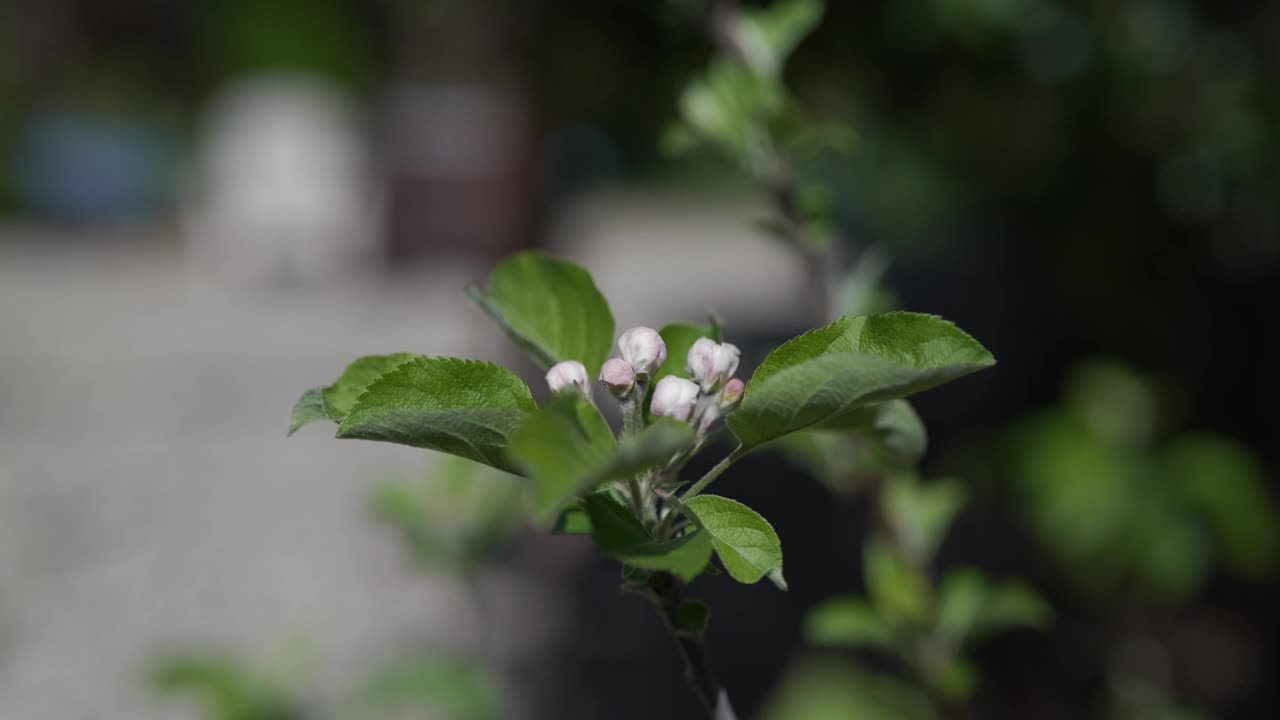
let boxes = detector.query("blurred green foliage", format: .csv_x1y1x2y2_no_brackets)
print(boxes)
1009,360,1280,598
150,458,514,720
371,455,523,573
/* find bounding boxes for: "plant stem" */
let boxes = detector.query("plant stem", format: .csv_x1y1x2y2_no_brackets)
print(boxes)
680,445,745,500
646,572,733,718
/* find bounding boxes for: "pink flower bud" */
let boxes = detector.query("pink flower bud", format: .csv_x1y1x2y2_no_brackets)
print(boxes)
617,326,667,379
687,337,741,391
650,376,700,422
721,377,745,407
599,357,636,396
545,360,589,394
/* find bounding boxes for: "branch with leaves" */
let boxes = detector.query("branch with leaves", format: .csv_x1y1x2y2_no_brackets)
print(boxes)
291,247,994,716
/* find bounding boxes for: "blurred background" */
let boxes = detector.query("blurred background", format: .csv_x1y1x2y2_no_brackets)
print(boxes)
0,0,1277,718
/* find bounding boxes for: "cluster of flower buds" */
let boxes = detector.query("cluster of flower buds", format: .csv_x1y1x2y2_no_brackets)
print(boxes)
651,337,744,432
543,326,744,433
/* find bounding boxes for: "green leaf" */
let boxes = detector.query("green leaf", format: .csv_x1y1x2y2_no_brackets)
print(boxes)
1161,433,1280,577
370,456,522,570
655,323,713,382
882,474,966,561
288,353,420,435
149,653,290,720
735,0,825,78
865,399,928,465
552,505,592,535
507,395,615,522
288,387,327,436
336,357,536,473
804,596,893,649
582,493,712,582
608,418,697,479
938,569,1052,645
729,312,994,449
324,353,421,420
675,600,711,640
864,539,929,623
467,251,615,375
508,399,695,524
685,495,785,588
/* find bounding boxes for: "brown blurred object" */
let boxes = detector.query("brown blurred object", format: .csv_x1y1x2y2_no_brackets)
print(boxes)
379,0,539,263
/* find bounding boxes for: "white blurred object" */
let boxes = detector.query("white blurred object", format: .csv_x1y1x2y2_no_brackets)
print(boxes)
182,72,381,283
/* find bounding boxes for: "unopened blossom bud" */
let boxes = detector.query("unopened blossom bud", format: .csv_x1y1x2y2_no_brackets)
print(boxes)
688,337,741,391
599,357,636,396
651,376,700,422
721,377,745,407
546,360,589,395
617,326,667,379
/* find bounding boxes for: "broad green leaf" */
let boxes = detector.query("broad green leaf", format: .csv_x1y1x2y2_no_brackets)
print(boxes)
864,539,929,623
685,495,785,589
336,357,536,473
654,323,713,382
324,353,421,419
508,398,694,523
288,387,327,436
729,312,994,449
288,353,420,435
351,657,502,720
467,251,615,375
582,493,712,582
804,596,893,649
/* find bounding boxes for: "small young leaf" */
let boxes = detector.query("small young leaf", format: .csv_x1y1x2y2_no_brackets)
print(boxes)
583,493,712,582
883,474,966,561
684,495,785,588
863,539,929,623
804,596,893,649
866,399,928,464
675,600,711,640
729,312,994,449
467,251,615,376
735,0,825,78
937,568,1052,645
336,357,536,473
288,387,327,436
508,401,694,524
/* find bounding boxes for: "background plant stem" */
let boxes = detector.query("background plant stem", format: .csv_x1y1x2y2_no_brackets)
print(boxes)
645,571,733,719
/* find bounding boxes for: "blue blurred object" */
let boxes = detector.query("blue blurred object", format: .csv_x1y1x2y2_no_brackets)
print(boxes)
9,109,177,223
